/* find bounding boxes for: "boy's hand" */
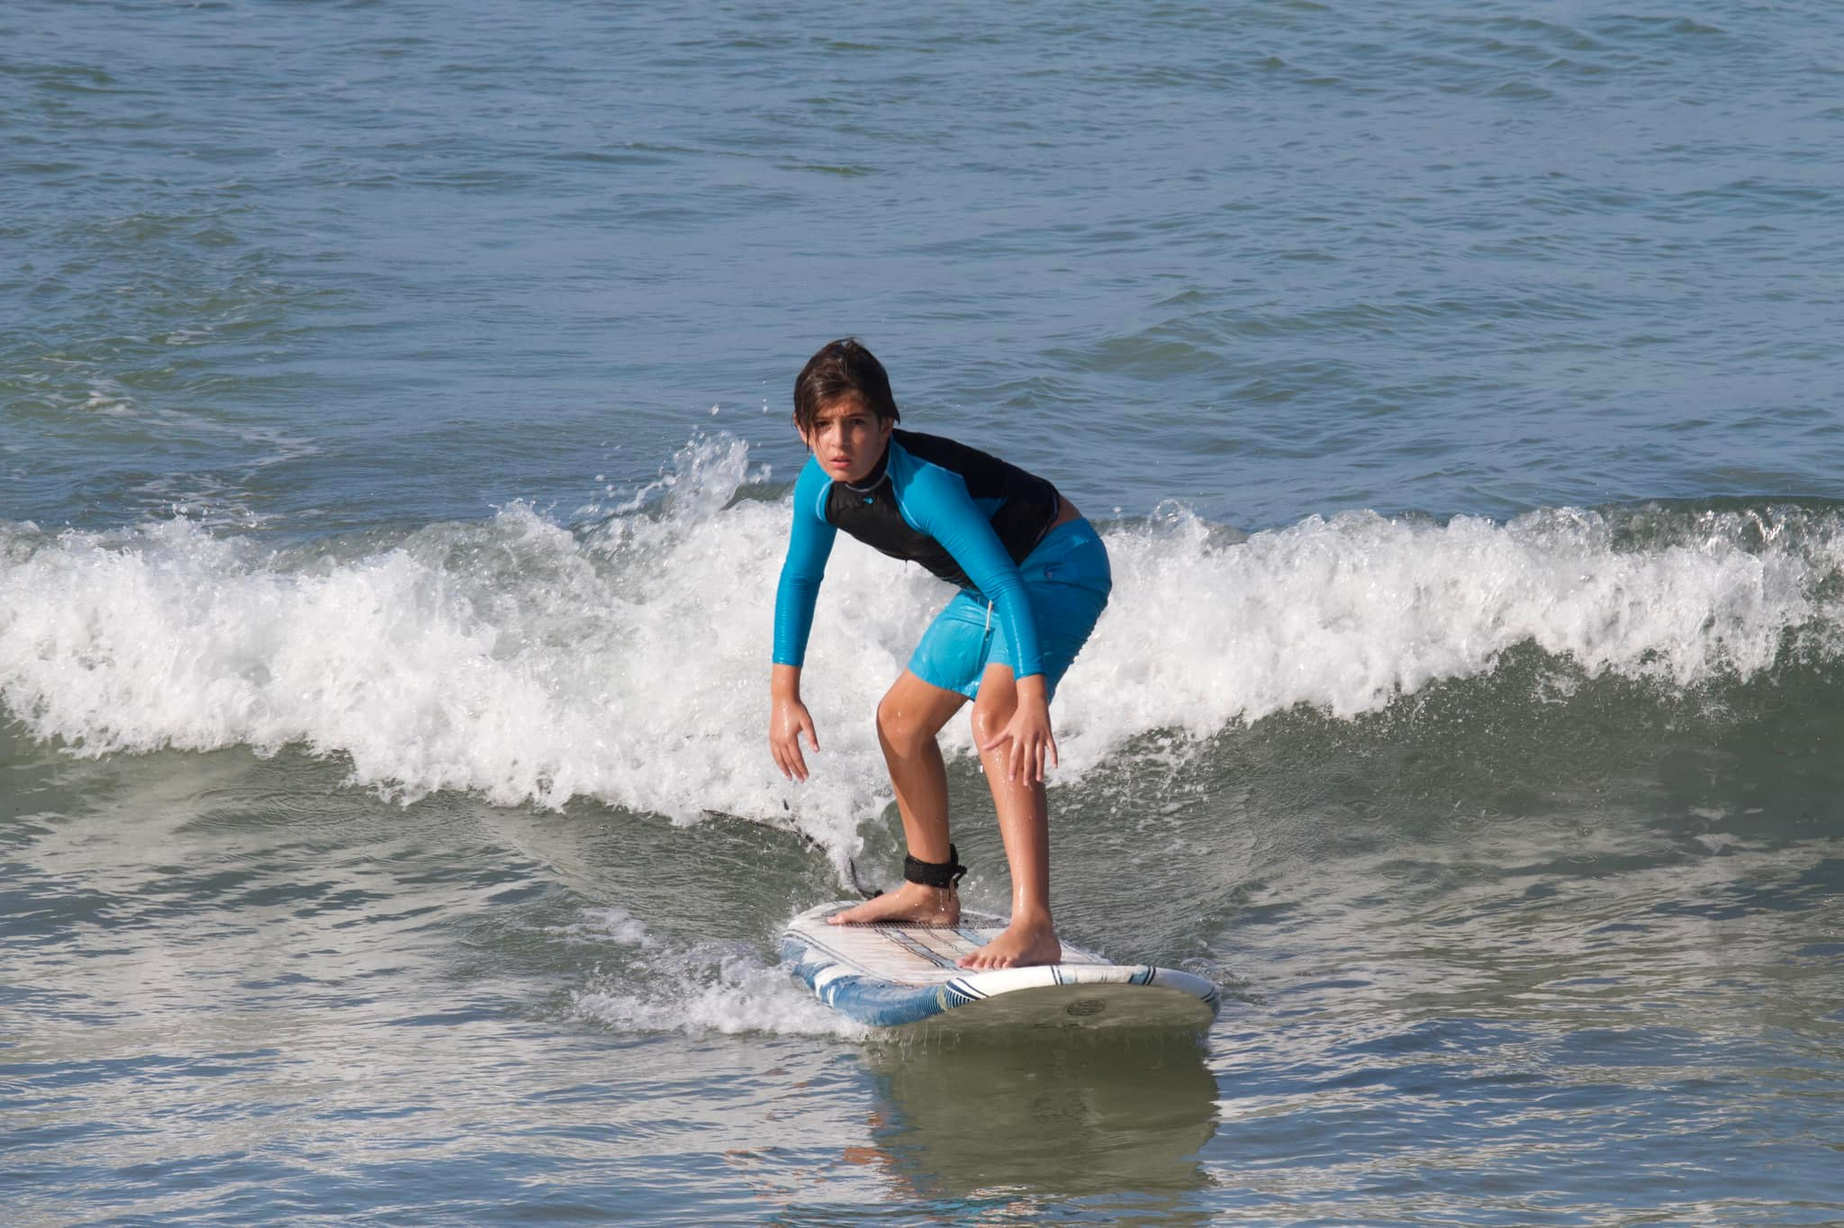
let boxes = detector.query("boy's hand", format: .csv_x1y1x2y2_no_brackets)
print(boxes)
978,676,1057,784
770,696,820,781
769,665,819,782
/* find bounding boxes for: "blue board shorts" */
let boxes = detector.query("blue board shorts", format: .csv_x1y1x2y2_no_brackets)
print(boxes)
907,518,1112,701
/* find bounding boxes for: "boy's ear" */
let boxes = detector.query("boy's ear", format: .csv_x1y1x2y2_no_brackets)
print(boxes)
793,413,810,450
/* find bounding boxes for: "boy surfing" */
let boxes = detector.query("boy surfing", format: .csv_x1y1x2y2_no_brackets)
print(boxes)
768,339,1111,969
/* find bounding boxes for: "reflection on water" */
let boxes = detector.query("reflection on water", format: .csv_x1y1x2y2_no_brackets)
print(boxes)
859,1032,1218,1203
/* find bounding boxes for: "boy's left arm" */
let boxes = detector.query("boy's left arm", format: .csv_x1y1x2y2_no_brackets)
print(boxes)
909,475,1056,782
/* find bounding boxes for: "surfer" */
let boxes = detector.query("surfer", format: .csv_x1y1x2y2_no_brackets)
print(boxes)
767,338,1111,969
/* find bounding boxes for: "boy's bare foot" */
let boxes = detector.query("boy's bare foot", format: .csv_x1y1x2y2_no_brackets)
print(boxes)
827,881,959,927
957,913,1060,969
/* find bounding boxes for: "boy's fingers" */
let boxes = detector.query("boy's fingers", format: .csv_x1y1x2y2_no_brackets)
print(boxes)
773,735,808,782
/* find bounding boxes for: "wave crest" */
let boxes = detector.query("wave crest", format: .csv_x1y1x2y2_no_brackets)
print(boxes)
4,437,1841,861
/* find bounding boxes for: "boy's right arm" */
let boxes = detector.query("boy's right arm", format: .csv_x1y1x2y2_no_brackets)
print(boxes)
772,457,836,669
769,458,835,781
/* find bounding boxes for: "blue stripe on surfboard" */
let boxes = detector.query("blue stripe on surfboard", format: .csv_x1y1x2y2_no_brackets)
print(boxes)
780,937,959,1027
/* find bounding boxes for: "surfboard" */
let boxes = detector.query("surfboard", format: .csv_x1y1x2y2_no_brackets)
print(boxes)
780,902,1221,1032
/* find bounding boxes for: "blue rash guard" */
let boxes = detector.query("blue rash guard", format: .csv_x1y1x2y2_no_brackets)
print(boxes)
773,429,1062,680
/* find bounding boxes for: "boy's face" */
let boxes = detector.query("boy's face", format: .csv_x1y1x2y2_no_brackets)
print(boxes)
799,394,893,485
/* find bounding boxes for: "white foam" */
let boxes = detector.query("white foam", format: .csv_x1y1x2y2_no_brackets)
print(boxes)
563,908,862,1038
2,436,1841,869
1052,503,1844,757
547,906,658,948
81,381,138,417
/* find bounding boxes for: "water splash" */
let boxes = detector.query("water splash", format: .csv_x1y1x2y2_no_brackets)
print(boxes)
3,436,1843,869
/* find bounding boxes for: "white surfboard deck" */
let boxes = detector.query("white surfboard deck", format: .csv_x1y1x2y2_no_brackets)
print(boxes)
780,902,1220,1033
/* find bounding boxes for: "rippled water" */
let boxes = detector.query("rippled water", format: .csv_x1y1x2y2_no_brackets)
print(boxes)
6,1,1844,1223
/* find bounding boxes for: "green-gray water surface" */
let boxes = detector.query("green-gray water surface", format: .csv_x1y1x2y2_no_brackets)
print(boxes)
6,1,1844,1222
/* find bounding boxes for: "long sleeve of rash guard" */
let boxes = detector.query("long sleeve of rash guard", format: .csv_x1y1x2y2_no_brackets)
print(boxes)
896,463,1046,680
772,457,836,667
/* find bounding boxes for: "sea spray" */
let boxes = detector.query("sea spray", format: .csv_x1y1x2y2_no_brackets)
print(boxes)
560,906,864,1038
3,436,1843,869
1067,501,1844,747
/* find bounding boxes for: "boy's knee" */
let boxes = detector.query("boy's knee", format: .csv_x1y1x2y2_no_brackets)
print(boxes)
876,693,927,752
968,696,1012,743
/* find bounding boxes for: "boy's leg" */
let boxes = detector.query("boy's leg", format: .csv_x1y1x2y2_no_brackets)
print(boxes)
878,670,967,865
827,670,967,926
958,663,1061,970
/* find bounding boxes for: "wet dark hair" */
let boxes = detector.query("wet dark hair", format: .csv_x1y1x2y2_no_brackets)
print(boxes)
793,338,900,435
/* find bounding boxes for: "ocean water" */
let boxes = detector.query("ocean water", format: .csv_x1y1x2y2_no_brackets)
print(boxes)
5,0,1844,1222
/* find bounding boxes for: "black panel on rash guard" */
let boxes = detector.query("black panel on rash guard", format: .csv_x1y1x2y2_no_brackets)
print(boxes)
824,430,1061,590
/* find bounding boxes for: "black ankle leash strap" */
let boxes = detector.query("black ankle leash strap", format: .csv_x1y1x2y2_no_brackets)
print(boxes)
903,844,967,890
